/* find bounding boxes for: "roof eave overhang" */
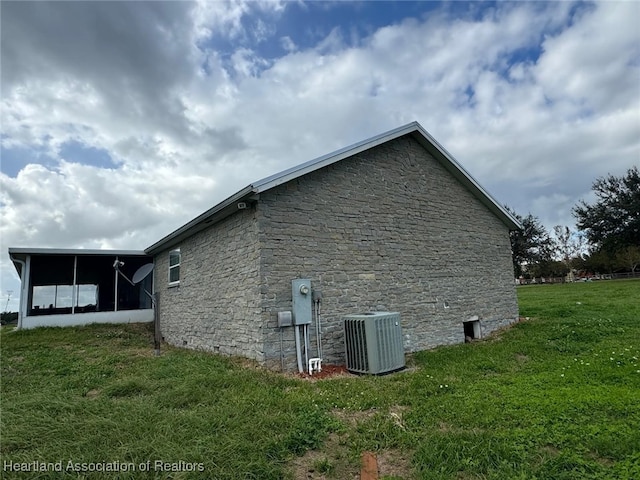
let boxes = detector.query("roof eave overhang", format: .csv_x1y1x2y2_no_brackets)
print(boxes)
144,121,521,255
251,122,422,193
408,126,522,231
254,121,521,231
7,247,149,256
145,186,256,255
7,248,151,277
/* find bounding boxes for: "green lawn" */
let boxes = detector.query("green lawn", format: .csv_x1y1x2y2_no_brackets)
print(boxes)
1,280,639,479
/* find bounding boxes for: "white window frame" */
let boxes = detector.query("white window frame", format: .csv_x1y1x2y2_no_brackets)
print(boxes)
168,248,181,286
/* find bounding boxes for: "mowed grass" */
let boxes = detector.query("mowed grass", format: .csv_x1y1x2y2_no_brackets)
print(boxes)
1,280,639,479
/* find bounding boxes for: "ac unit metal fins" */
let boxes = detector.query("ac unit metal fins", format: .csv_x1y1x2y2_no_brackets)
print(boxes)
343,312,405,375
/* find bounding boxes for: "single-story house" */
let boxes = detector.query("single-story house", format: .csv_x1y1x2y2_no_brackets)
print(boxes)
145,122,521,371
8,248,153,329
8,122,521,371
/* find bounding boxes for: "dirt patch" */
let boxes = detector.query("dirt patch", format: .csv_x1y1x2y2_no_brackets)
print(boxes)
289,405,415,479
438,421,453,433
389,405,409,430
297,364,354,380
332,408,378,427
85,389,100,398
290,432,357,480
586,451,614,466
290,433,414,480
377,449,414,479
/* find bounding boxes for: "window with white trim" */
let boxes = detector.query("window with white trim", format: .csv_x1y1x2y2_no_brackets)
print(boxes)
168,248,181,285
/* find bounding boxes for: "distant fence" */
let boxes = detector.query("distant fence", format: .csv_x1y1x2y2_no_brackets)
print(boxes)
517,277,566,285
517,271,639,285
611,271,640,280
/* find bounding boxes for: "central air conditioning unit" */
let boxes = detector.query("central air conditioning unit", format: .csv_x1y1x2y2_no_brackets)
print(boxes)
343,312,405,374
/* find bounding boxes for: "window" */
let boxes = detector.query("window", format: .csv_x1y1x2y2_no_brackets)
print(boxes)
75,284,98,312
32,285,57,310
169,248,181,285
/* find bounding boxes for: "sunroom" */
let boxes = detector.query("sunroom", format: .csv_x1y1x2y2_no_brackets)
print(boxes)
8,248,154,329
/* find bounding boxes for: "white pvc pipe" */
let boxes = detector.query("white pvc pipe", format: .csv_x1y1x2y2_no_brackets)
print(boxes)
315,301,322,359
304,324,310,368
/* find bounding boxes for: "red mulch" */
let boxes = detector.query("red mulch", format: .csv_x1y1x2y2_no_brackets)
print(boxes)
297,364,351,380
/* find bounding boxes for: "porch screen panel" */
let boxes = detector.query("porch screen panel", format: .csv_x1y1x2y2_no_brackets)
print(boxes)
29,255,74,315
76,256,116,312
117,257,151,310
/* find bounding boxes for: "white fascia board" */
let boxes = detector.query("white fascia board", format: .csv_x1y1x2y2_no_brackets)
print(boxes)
8,247,148,256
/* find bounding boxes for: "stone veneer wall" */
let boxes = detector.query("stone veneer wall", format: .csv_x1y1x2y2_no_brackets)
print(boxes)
257,135,518,371
154,208,263,361
154,134,518,371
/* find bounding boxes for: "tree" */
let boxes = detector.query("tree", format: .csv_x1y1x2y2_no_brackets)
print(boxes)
573,166,640,252
616,245,640,274
0,311,18,325
553,225,586,281
582,249,616,275
506,206,555,277
529,259,569,279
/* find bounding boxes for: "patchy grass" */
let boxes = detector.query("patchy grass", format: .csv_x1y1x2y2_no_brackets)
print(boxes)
1,280,639,479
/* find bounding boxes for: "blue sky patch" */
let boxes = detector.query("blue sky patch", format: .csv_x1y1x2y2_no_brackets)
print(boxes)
200,1,459,76
59,141,116,169
1,144,57,177
1,141,115,177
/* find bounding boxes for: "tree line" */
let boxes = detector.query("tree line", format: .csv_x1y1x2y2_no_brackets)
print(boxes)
509,166,639,280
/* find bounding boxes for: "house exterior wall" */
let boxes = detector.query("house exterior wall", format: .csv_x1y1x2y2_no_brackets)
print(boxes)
257,135,518,370
154,208,264,361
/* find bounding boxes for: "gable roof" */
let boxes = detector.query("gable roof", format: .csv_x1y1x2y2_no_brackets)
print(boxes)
146,121,521,255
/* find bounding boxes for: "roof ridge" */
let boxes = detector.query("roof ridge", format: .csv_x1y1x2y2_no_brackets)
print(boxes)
145,122,520,254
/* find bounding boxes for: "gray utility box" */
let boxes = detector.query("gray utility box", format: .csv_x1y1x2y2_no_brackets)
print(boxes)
343,312,405,375
292,279,312,325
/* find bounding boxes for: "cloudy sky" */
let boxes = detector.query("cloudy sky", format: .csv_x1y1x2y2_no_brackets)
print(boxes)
1,0,639,311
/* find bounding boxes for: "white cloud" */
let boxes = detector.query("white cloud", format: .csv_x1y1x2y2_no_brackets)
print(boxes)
1,0,639,312
531,193,575,226
536,1,640,112
280,36,297,53
192,0,286,45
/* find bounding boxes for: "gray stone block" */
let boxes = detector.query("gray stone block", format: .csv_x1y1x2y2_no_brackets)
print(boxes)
154,135,518,371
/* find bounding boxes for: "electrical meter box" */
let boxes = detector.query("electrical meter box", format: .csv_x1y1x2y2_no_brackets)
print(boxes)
292,279,312,325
